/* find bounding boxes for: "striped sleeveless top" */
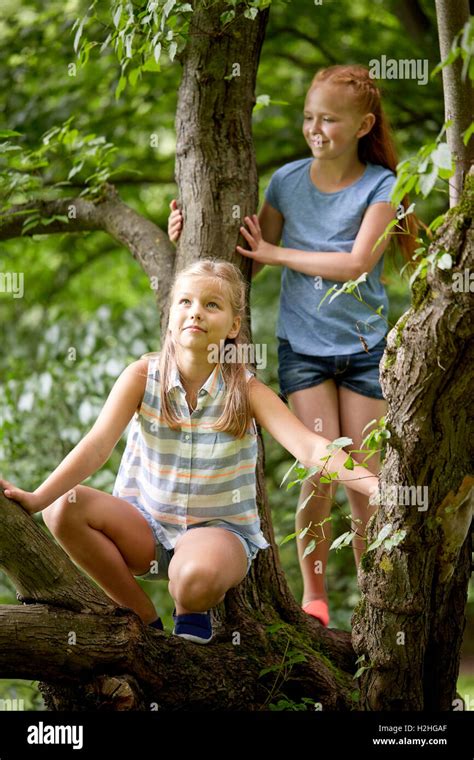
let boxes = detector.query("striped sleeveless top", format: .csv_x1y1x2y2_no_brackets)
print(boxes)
112,356,270,553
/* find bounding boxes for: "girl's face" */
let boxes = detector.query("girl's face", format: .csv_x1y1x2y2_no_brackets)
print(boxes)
302,83,375,162
169,275,241,355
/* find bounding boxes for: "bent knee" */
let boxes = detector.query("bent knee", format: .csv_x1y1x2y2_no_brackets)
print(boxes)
172,562,222,607
42,488,84,534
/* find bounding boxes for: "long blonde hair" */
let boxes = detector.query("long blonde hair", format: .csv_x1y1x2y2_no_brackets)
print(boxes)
145,259,254,439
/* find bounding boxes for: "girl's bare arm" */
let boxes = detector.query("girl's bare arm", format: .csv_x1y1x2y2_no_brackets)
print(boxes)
1,359,148,513
251,201,283,279
168,198,283,280
249,378,378,498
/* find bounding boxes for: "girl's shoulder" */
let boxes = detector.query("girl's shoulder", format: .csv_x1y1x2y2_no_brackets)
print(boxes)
139,351,161,373
364,163,397,186
131,353,160,413
272,157,312,181
367,162,396,177
362,163,397,201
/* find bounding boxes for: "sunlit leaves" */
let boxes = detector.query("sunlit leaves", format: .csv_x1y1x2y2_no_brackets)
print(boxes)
0,119,124,206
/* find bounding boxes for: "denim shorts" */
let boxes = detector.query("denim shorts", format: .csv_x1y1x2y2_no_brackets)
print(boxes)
277,335,387,401
134,524,257,582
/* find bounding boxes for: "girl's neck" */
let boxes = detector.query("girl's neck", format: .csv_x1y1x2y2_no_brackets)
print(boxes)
311,155,366,190
175,347,216,392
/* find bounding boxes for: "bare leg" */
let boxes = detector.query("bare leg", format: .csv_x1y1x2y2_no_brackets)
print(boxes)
288,381,340,609
338,386,386,568
168,527,248,615
42,485,158,624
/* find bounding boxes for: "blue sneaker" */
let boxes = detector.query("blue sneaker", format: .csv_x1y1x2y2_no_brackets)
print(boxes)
172,608,213,644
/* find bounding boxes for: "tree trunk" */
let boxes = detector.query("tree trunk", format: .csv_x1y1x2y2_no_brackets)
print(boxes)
352,169,474,710
174,1,264,275
434,0,473,207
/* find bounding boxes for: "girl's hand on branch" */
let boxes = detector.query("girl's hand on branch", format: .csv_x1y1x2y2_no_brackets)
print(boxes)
168,199,183,243
0,478,43,515
236,215,281,265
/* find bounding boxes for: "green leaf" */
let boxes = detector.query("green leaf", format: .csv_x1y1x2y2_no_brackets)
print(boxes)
265,622,286,634
296,490,316,512
287,652,307,665
259,664,281,677
143,57,161,72
280,459,310,490
428,214,446,232
129,67,141,87
344,455,355,470
169,41,177,61
361,418,377,435
326,436,353,452
279,531,297,546
302,539,316,559
21,217,41,234
163,0,177,18
383,529,407,551
154,42,162,63
73,17,86,54
330,531,354,551
437,253,452,270
113,4,122,28
220,10,235,24
463,122,474,147
419,167,438,197
67,162,84,179
244,7,258,19
115,74,127,100
298,523,312,540
368,523,393,552
431,143,452,171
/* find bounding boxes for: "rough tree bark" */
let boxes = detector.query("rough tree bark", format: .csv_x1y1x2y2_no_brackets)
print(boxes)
352,168,474,710
352,1,474,710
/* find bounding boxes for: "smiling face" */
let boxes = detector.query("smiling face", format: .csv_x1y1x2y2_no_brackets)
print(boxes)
168,275,241,356
302,82,375,162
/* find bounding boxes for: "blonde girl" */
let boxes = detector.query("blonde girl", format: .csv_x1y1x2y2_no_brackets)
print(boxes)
1,260,379,642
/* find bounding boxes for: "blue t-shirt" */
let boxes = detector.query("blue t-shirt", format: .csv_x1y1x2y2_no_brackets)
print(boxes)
264,158,396,356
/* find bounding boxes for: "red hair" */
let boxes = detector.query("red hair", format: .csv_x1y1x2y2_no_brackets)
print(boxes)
309,65,419,264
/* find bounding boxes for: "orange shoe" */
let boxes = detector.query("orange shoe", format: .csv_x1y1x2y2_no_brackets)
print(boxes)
302,599,330,627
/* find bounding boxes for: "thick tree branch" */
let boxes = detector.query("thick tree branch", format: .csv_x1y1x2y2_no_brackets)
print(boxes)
0,490,113,614
0,184,175,314
0,490,355,709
